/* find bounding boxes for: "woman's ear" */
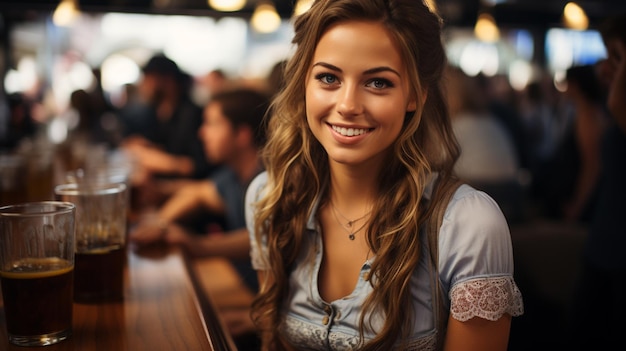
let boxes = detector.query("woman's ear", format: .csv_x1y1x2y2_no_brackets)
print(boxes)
407,88,427,113
407,99,417,113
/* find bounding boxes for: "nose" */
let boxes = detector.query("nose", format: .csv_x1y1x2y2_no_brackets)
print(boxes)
337,83,363,117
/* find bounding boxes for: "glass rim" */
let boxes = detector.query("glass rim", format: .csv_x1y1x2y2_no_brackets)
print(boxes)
0,201,76,217
65,168,130,181
54,182,127,196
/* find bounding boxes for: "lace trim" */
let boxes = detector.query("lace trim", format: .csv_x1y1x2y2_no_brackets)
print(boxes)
281,316,438,350
450,275,524,322
399,332,437,351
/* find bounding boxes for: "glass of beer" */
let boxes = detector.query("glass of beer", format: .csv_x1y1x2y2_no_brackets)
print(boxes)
0,201,76,346
54,182,127,303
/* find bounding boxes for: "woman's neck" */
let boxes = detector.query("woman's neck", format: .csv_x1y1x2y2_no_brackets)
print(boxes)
328,163,378,214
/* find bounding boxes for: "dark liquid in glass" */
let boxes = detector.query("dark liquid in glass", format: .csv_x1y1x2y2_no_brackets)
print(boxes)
0,258,74,337
74,244,125,303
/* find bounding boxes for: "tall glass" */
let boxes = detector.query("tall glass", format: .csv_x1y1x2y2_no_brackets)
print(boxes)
0,202,76,346
55,183,127,303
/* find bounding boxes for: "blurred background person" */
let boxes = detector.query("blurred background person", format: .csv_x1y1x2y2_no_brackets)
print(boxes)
478,72,532,173
129,87,270,297
445,65,526,222
568,13,626,350
518,77,562,180
119,54,217,208
0,92,37,151
192,69,230,107
67,88,119,148
266,59,288,98
561,65,608,221
531,64,609,222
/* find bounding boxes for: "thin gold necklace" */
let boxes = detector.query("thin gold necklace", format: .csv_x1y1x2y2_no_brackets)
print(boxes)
329,202,371,240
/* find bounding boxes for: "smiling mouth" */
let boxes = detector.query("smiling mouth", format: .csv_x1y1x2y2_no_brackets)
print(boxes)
331,124,372,136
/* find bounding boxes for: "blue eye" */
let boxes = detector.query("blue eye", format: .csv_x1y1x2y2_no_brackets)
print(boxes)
367,78,393,89
315,73,338,85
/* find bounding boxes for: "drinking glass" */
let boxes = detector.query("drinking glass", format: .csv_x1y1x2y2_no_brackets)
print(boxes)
0,201,76,346
54,182,127,303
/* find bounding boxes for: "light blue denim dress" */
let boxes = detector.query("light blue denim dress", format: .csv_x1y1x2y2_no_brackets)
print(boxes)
245,172,524,350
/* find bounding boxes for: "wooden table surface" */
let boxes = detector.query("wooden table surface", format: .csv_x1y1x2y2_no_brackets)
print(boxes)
0,244,238,351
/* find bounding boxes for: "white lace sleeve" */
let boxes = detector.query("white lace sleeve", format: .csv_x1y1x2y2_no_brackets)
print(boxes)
437,185,524,321
450,276,524,321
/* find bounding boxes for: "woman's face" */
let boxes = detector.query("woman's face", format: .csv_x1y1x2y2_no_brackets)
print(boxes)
305,20,416,169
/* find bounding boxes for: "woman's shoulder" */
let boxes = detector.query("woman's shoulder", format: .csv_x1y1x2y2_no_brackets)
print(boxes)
445,184,508,230
437,183,514,281
245,171,268,202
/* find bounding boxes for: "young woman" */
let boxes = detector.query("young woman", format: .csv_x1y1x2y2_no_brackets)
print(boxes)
245,0,524,350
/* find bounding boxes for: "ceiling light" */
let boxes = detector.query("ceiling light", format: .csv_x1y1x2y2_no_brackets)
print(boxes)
53,0,80,27
251,2,281,34
209,0,246,12
563,2,588,30
293,0,313,17
474,13,500,43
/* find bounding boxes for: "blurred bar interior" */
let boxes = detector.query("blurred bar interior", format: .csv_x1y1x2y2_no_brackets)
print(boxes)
0,0,625,350
0,0,620,120
0,0,619,151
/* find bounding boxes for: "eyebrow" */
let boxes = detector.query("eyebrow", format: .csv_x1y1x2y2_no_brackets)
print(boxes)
312,62,401,77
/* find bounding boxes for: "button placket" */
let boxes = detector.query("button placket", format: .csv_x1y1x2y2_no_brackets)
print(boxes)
334,310,342,321
322,304,334,326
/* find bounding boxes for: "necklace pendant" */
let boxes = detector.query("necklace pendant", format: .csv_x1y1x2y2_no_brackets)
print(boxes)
349,233,355,240
347,220,354,228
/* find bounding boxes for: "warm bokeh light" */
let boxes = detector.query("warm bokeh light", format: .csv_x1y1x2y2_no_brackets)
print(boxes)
293,0,313,17
251,3,281,33
458,41,499,76
53,0,80,27
563,2,588,30
100,54,141,92
4,56,38,95
208,0,246,12
508,59,533,91
474,13,500,43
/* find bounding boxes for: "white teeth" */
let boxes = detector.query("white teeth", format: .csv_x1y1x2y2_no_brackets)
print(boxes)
331,125,368,136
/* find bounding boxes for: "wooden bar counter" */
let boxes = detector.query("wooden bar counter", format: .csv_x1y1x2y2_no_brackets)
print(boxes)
0,244,237,351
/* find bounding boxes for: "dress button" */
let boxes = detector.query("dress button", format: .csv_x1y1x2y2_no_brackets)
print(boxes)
322,315,329,325
324,305,332,314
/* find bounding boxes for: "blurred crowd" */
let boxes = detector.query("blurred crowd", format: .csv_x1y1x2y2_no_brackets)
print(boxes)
445,59,610,226
0,31,622,348
1,53,609,226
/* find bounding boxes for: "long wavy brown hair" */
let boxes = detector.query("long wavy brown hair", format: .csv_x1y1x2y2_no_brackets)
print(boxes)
251,0,460,349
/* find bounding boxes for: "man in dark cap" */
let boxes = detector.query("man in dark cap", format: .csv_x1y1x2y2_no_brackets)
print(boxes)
120,53,218,207
142,54,181,77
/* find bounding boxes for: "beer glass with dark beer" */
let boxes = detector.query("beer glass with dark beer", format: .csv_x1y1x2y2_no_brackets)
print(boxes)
0,201,76,346
55,182,127,303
